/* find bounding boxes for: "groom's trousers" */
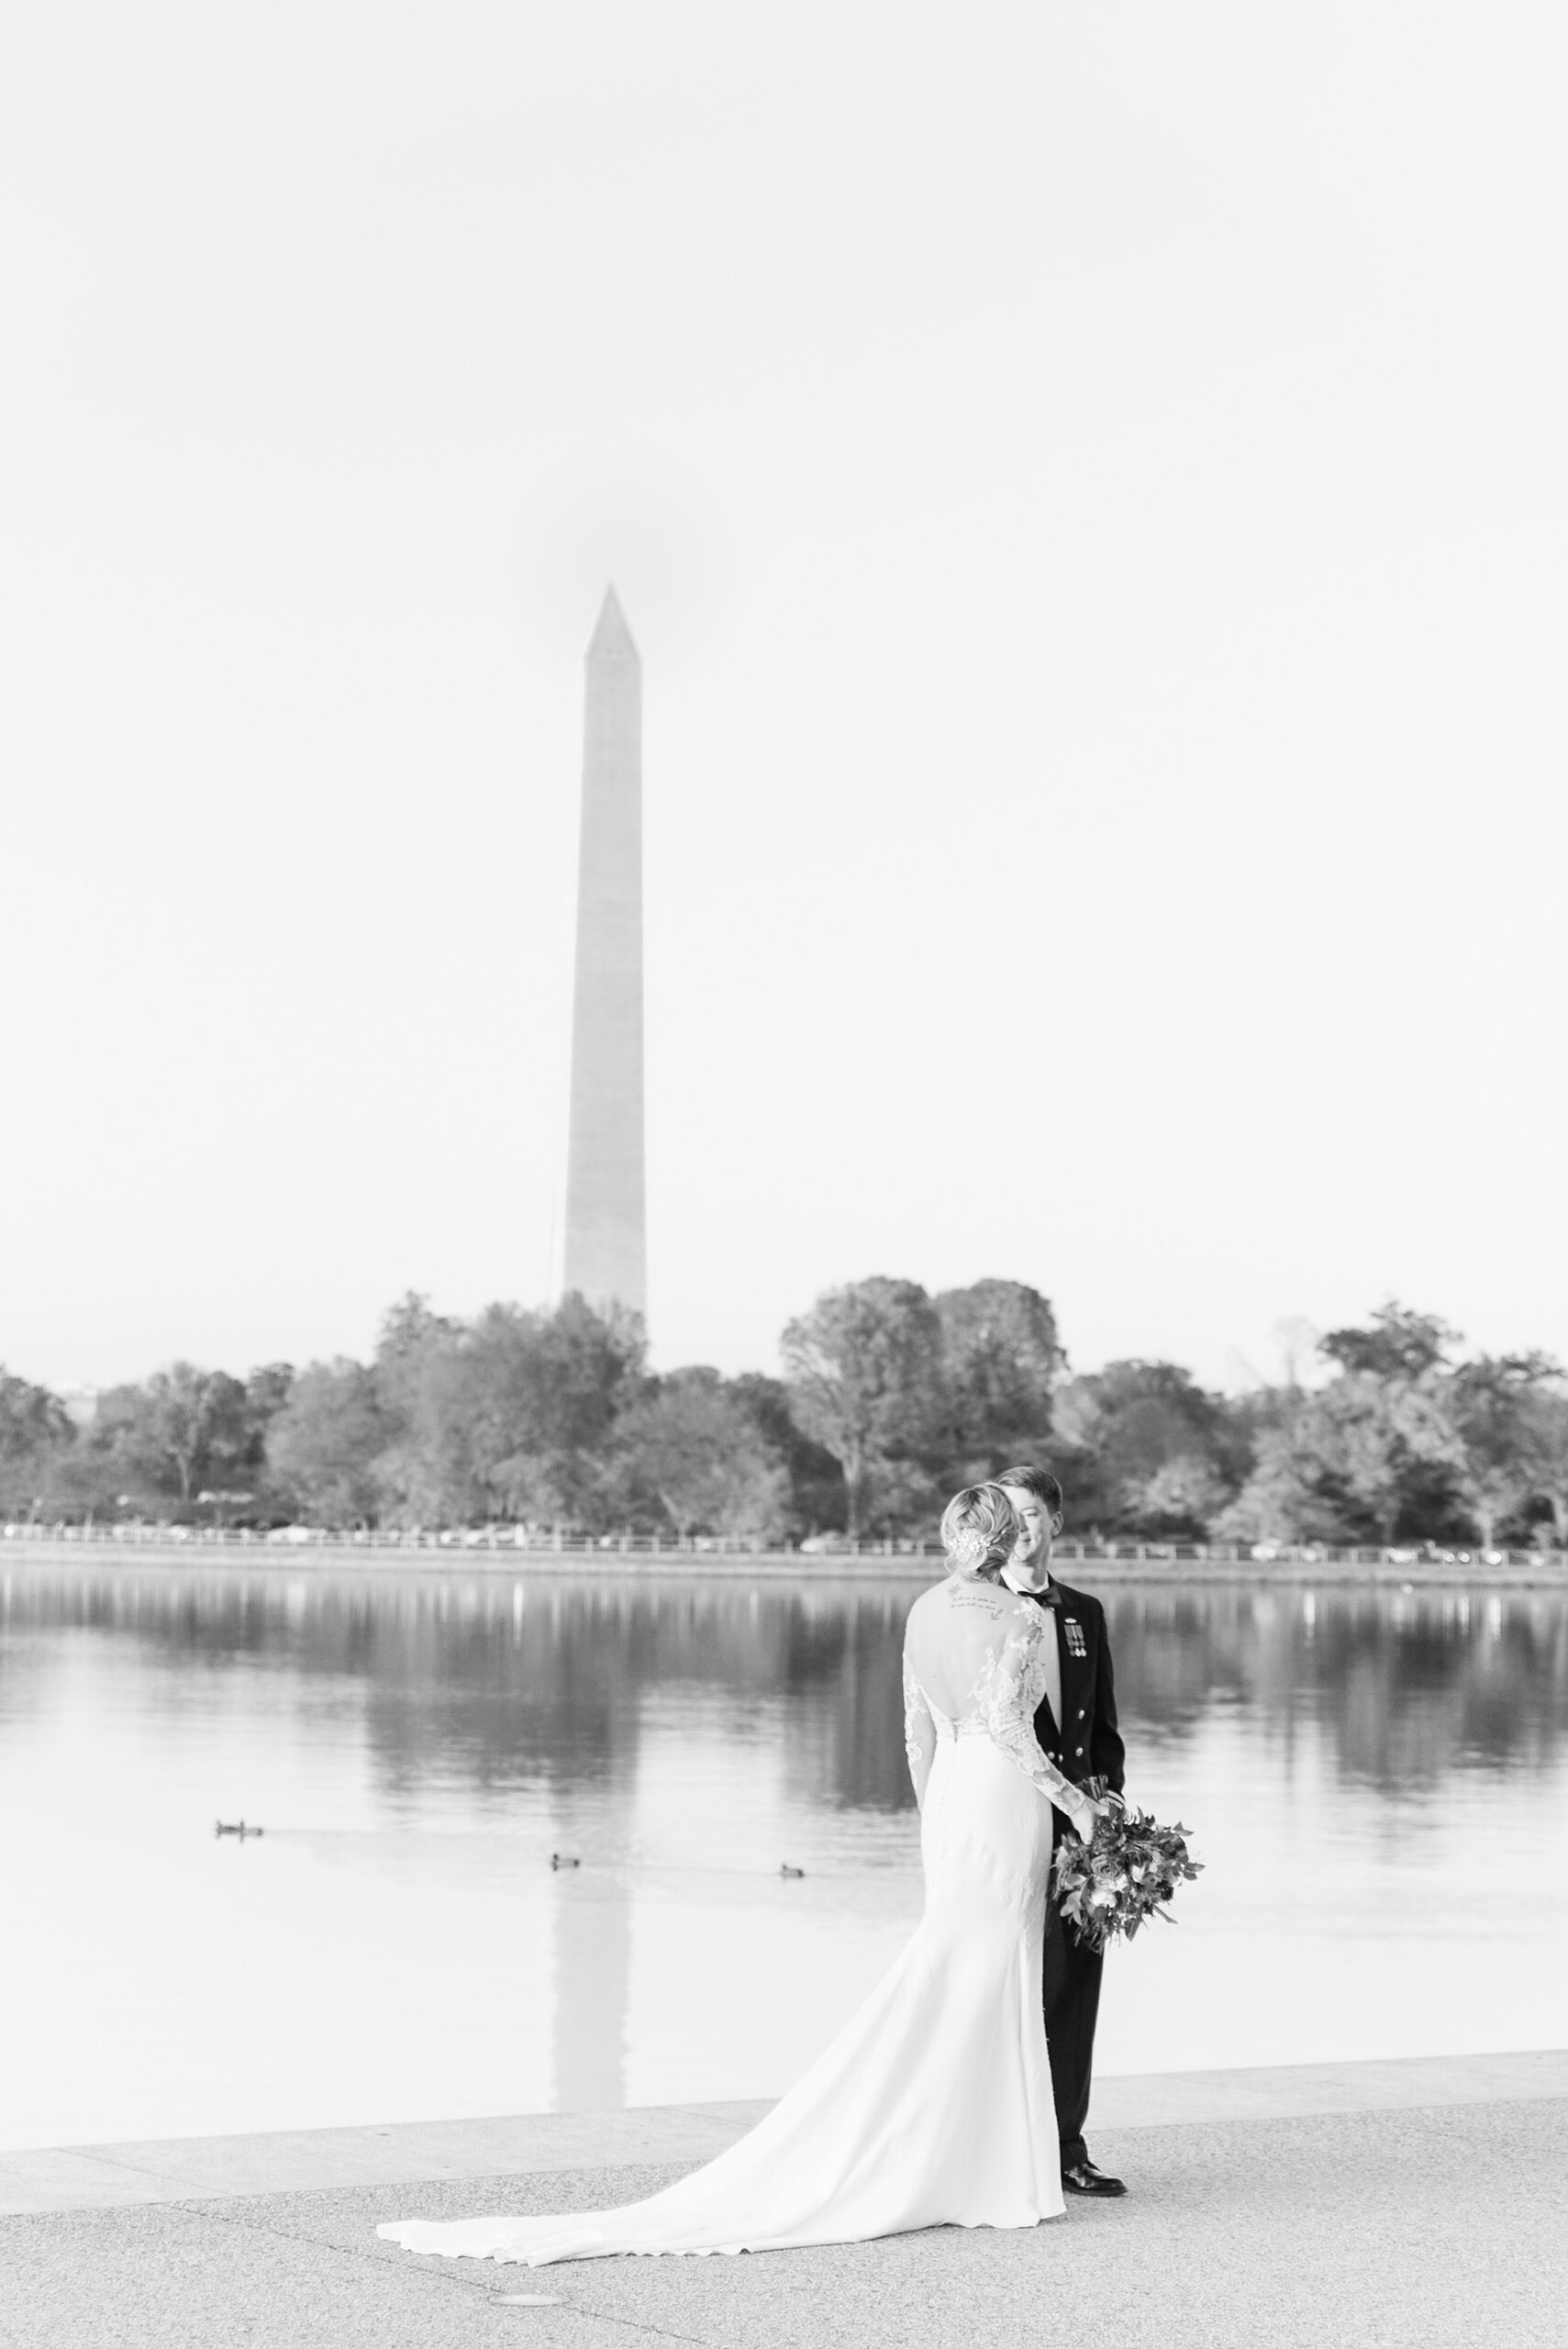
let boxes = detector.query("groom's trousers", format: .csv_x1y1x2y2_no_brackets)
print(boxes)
1043,1856,1104,2170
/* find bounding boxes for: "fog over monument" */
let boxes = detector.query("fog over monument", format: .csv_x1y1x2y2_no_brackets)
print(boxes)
562,587,647,1321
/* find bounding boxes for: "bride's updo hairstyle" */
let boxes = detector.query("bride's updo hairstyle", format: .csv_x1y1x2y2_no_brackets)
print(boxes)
940,1484,1019,1582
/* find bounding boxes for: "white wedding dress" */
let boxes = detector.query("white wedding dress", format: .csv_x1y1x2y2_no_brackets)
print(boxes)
379,1580,1085,2268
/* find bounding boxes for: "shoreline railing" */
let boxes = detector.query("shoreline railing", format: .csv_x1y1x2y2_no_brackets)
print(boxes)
2,1521,1563,1570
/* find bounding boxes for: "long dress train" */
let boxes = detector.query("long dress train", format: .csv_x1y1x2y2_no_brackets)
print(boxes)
378,1586,1083,2267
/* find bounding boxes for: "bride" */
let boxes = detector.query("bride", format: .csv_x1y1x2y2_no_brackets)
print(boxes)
379,1483,1104,2268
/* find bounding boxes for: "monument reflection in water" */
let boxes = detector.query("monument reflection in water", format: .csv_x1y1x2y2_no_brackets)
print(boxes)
0,1569,1563,2150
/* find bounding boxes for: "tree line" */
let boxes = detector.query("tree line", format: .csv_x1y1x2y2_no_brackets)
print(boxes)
3,1286,1566,1550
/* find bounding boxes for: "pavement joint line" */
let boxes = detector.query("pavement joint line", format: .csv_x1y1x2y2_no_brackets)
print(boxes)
177,2183,720,2346
533,2299,713,2346
172,2194,502,2299
39,2143,192,2184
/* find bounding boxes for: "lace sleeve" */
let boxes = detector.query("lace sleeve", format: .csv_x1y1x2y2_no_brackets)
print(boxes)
902,1658,936,1809
981,1615,1094,1826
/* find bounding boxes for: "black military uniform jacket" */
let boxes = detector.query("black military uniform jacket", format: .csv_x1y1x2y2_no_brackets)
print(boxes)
1020,1575,1125,1800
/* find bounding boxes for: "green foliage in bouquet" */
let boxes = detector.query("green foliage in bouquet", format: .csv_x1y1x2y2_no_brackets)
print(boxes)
1051,1778,1202,1952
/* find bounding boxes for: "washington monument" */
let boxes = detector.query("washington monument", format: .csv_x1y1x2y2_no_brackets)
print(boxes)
562,587,647,1319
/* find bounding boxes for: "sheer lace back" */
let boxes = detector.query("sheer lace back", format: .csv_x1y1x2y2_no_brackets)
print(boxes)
903,1580,1046,1728
902,1578,1078,1811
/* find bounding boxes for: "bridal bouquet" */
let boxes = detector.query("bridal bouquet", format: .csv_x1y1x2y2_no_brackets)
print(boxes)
1052,1780,1202,1952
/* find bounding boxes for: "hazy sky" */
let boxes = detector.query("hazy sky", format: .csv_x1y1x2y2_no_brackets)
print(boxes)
3,2,1564,1397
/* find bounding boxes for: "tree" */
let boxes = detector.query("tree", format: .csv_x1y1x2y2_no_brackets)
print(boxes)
1321,1375,1461,1545
1218,1373,1460,1546
370,1293,645,1527
931,1280,1062,1485
1520,1386,1568,1547
1447,1354,1564,1550
1319,1301,1458,1384
242,1364,295,1474
1051,1361,1242,1536
266,1361,389,1525
375,1296,464,1406
1213,1422,1330,1545
0,1371,72,1513
91,1364,251,1503
363,1293,464,1521
730,1374,847,1534
1136,1454,1232,1535
781,1279,944,1538
470,1296,644,1525
607,1369,790,1541
1228,1302,1467,1546
150,1364,250,1501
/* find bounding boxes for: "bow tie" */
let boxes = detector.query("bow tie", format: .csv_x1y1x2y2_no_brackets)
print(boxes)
1006,1576,1059,1606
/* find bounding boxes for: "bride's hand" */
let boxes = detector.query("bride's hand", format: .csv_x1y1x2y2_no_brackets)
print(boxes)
1070,1797,1101,1843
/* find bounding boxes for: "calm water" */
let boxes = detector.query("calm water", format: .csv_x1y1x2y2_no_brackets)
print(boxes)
2,1567,1564,2152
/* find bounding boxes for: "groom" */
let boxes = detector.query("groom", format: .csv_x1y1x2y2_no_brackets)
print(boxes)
998,1464,1128,2199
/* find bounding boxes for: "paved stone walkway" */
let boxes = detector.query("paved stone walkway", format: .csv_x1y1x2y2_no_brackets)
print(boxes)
4,2058,1564,2348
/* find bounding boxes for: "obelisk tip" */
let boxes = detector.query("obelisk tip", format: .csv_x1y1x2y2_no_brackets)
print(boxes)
587,584,639,663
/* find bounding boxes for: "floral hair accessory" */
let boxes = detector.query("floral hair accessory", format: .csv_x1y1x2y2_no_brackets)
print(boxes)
938,1483,1018,1575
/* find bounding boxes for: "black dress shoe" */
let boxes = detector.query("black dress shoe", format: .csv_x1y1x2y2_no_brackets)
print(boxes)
1062,2160,1127,2198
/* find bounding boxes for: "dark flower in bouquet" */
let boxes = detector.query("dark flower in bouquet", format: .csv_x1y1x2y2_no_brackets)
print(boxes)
1052,1778,1202,1953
